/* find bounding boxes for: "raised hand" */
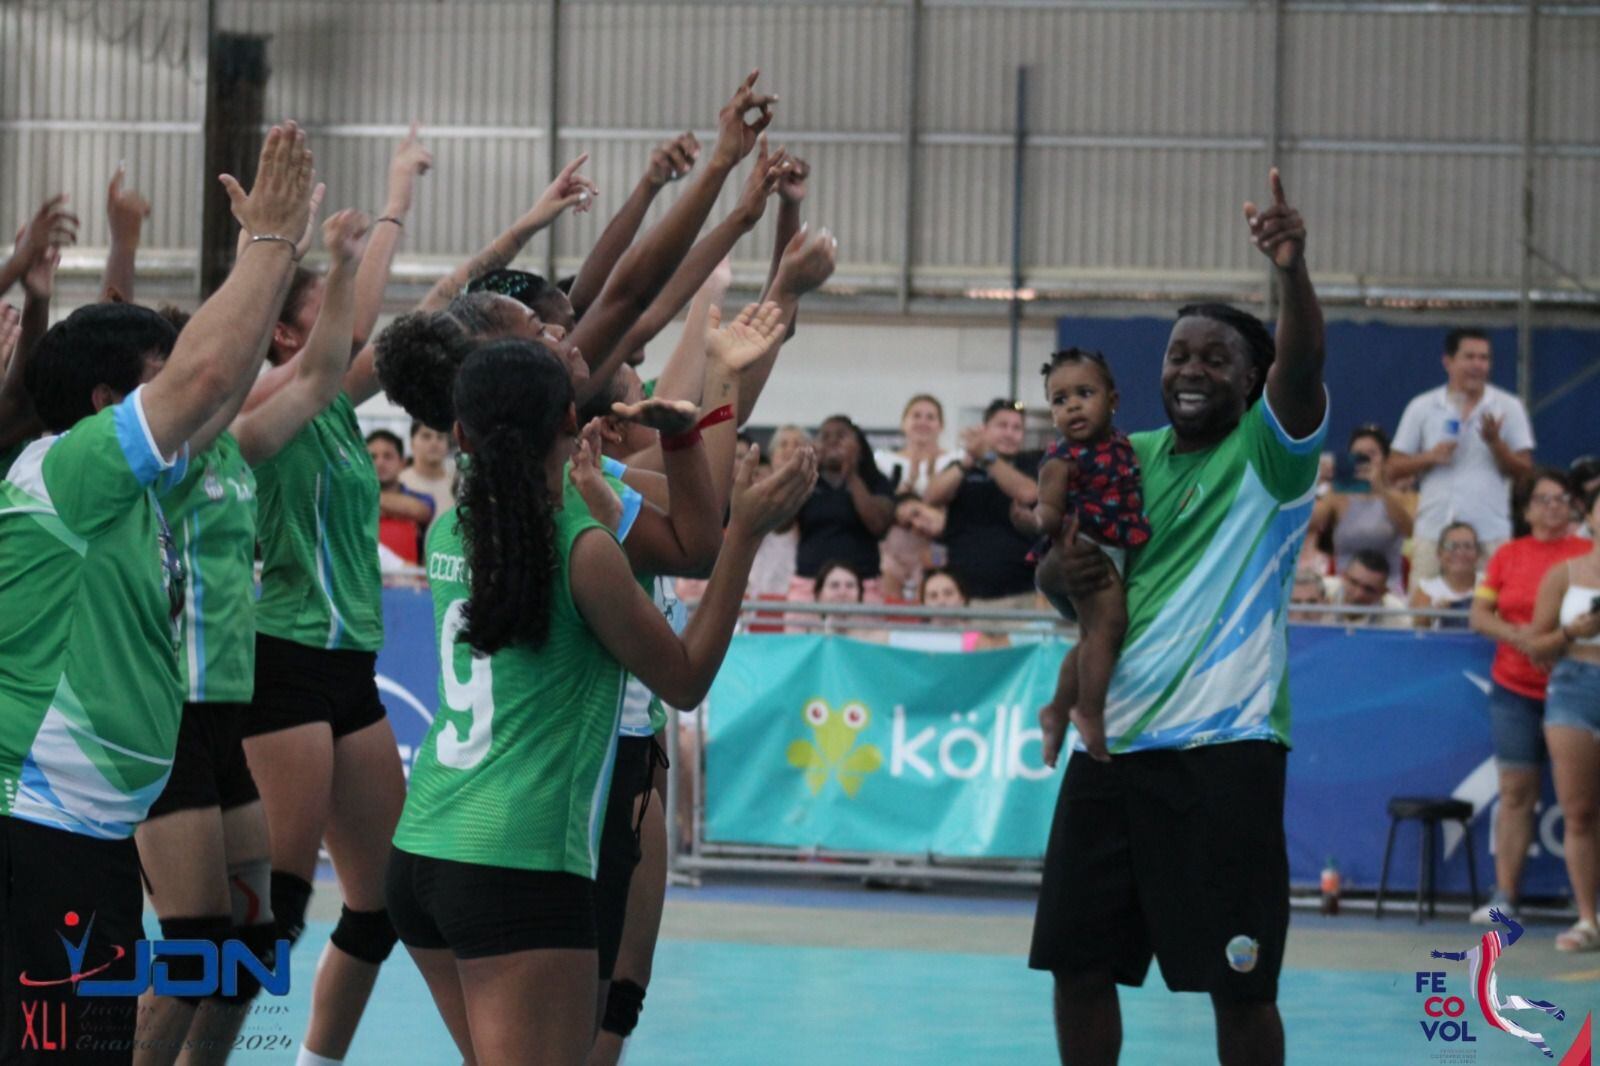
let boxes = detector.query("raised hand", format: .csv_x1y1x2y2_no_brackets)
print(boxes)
21,246,60,301
220,121,316,244
570,419,623,533
534,152,600,221
1479,413,1503,447
645,132,700,188
13,194,79,267
777,155,810,206
1244,167,1305,271
961,424,987,464
734,134,791,224
106,166,152,244
384,121,434,217
772,224,838,299
713,70,778,168
705,301,786,372
322,208,371,269
1488,907,1509,926
292,182,328,260
0,303,19,370
611,396,700,436
731,443,818,537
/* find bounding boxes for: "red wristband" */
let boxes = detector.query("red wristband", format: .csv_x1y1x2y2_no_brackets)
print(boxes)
697,404,735,431
661,427,703,453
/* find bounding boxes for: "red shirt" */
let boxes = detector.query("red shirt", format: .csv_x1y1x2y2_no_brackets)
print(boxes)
378,485,434,565
1480,534,1592,698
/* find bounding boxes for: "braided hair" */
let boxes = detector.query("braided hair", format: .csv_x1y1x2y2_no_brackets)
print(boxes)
452,339,574,655
1040,346,1116,392
1175,303,1275,402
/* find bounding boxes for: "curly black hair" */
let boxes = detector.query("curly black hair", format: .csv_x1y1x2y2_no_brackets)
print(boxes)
1176,302,1276,402
1040,347,1115,392
452,339,575,656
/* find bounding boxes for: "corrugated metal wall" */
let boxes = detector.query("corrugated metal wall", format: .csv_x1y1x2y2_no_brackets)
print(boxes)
2,0,1596,301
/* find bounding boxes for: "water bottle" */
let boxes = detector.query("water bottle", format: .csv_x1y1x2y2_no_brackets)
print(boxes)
1320,857,1342,916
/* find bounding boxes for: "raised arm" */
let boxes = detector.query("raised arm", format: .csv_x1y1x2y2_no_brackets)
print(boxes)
568,72,774,389
418,153,597,313
1479,413,1535,482
567,132,700,318
573,445,816,709
2,195,77,300
607,398,721,576
101,167,151,303
354,125,431,346
576,136,787,406
760,156,808,306
139,123,313,457
231,210,369,465
0,247,59,450
1248,168,1326,438
649,257,732,406
735,222,837,426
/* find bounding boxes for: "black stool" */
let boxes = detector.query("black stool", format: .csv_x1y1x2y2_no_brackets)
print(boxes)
1376,797,1479,923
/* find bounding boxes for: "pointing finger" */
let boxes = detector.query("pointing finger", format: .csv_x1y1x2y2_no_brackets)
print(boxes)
1269,166,1286,208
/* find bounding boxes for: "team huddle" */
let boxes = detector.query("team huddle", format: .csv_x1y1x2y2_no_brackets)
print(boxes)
0,63,1332,1066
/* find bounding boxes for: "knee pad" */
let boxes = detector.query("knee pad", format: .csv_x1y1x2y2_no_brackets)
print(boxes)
329,905,397,965
269,870,312,947
156,915,235,1005
601,978,647,1038
228,857,274,927
213,921,282,1004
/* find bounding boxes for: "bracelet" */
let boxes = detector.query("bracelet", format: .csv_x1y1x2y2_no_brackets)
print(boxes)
697,405,734,431
248,234,297,254
375,216,404,228
661,427,703,453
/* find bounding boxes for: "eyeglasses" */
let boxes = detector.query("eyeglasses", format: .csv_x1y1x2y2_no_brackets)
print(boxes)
1531,493,1571,507
1441,541,1479,553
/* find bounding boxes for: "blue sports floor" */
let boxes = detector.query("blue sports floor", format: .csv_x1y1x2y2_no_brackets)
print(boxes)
225,881,1597,1065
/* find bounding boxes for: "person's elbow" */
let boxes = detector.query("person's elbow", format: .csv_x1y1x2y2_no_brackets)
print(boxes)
656,673,711,711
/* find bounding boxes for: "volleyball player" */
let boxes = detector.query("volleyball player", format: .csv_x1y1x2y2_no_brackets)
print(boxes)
0,123,313,1065
385,336,817,1066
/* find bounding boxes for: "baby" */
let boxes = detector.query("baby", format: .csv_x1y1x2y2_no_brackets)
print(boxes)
1027,348,1150,763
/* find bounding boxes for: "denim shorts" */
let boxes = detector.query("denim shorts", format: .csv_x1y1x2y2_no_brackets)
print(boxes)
1488,681,1546,769
1545,659,1600,738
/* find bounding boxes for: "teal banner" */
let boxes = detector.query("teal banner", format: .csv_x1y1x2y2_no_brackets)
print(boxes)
704,634,1065,858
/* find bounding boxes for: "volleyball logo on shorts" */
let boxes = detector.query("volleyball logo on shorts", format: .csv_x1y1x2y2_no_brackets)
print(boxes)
786,699,884,798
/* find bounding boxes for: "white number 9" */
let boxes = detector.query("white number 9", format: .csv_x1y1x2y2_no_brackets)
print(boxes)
437,599,494,770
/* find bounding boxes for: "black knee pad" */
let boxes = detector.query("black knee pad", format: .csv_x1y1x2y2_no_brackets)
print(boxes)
269,870,312,946
213,921,281,1004
329,905,397,965
156,915,235,1005
601,978,648,1038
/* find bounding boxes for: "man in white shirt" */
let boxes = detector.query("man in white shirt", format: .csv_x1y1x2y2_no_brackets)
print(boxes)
1389,329,1535,580
1323,550,1410,628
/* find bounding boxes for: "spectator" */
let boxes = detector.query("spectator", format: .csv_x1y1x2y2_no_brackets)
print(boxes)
1390,329,1535,580
1410,521,1481,629
1324,548,1409,627
1308,424,1412,591
923,398,1041,609
747,425,808,598
398,419,456,513
792,415,895,602
366,428,433,567
1290,567,1328,624
876,394,959,600
1469,469,1592,922
812,559,887,642
908,566,1008,651
1572,456,1600,536
1526,487,1600,952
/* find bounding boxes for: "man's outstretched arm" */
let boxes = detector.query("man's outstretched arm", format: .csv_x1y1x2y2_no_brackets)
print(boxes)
1249,167,1326,439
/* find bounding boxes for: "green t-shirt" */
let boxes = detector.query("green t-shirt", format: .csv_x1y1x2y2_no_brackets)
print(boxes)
1098,394,1327,754
254,393,383,651
395,506,625,876
160,432,258,703
0,388,188,838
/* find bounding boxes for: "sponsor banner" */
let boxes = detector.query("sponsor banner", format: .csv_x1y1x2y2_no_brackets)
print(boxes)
375,591,1575,896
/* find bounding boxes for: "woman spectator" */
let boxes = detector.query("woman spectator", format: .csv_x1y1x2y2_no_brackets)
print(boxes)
1308,424,1412,591
1410,521,1481,629
1527,488,1600,952
792,416,895,602
749,425,809,597
910,567,1007,651
812,559,887,642
875,395,959,600
1468,470,1593,923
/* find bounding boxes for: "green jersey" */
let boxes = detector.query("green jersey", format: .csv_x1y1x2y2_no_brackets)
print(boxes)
254,393,383,651
1100,395,1327,754
160,432,258,703
0,388,188,838
395,506,625,876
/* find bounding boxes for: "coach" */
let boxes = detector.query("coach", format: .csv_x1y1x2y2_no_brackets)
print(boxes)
1030,168,1328,1066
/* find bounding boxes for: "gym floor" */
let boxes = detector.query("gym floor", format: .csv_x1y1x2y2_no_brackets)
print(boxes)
236,878,1598,1064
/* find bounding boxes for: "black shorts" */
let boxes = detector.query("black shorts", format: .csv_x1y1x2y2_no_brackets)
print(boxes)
593,735,662,981
385,847,596,960
0,816,144,1064
1029,740,1289,1004
146,702,261,818
243,633,386,739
